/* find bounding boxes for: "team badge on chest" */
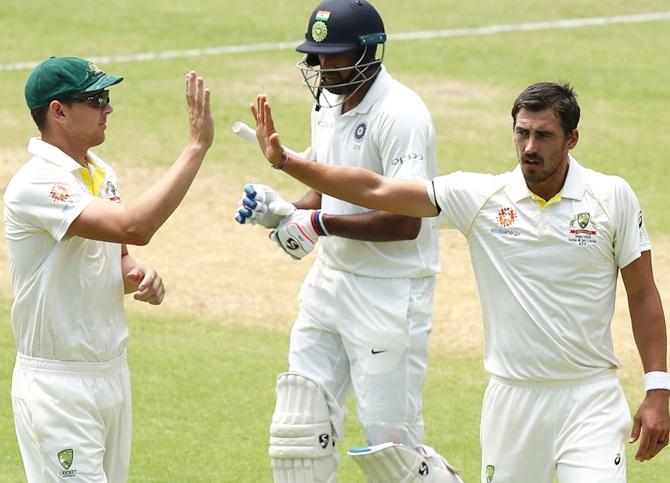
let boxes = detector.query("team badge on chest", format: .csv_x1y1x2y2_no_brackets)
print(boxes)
354,122,367,141
104,180,121,202
351,122,367,151
569,212,598,246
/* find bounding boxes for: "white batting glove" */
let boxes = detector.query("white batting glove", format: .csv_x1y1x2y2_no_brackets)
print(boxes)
270,209,329,260
235,183,295,229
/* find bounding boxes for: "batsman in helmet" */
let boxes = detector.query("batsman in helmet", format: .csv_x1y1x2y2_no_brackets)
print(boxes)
237,1,463,481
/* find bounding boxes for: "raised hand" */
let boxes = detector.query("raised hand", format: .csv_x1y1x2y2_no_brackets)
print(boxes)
251,94,286,168
186,71,214,151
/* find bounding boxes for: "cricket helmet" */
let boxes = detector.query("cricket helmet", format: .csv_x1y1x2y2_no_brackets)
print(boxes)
296,0,387,109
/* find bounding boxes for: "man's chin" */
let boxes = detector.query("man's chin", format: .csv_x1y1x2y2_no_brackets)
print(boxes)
323,84,353,96
90,135,105,147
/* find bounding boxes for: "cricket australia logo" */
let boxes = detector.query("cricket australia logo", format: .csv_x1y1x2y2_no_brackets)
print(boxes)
104,180,121,202
486,464,495,482
58,449,73,470
577,212,590,229
87,62,102,74
569,212,598,246
58,449,76,478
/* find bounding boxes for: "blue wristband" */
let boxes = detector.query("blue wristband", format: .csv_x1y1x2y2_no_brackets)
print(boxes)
311,210,329,236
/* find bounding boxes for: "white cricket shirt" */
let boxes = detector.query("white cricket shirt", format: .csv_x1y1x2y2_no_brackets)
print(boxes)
3,138,128,362
310,65,440,278
426,157,650,381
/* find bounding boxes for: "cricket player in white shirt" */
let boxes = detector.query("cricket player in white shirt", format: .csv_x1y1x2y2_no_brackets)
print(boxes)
236,1,463,482
251,81,669,482
4,56,213,482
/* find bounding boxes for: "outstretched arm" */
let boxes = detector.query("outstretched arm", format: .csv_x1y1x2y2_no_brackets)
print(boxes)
67,71,214,245
251,94,438,218
622,251,669,461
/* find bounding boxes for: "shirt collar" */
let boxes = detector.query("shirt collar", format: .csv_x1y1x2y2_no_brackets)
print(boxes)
28,137,84,172
345,64,391,116
507,155,585,203
28,137,102,173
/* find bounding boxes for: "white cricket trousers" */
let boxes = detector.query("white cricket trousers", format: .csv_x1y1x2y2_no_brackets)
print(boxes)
290,259,436,447
11,352,132,483
480,371,631,483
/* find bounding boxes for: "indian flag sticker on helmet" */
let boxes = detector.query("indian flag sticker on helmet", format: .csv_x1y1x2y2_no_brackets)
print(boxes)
312,21,328,42
315,10,331,21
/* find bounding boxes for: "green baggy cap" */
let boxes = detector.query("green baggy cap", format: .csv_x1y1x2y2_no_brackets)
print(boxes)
25,56,123,110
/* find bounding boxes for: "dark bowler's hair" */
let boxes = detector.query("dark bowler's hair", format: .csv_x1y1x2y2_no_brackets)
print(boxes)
511,82,580,135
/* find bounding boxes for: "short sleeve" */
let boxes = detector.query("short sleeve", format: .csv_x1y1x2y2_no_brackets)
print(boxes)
428,172,504,234
4,171,94,242
612,177,651,268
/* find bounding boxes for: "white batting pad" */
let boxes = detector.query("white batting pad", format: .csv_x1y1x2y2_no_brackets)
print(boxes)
348,442,464,483
270,372,337,483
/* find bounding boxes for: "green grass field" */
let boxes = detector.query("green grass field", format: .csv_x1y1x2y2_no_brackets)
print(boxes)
1,1,670,481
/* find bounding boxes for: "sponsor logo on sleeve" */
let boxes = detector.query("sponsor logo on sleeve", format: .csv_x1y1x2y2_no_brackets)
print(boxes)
391,153,424,165
49,184,70,203
49,184,83,207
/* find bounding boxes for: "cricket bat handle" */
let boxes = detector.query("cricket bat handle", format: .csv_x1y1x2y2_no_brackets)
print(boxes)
231,121,300,158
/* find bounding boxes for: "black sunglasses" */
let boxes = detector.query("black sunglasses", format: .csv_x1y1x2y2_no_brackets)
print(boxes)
68,90,111,109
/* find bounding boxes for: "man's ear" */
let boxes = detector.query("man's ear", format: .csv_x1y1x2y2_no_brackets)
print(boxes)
567,128,579,150
49,100,67,122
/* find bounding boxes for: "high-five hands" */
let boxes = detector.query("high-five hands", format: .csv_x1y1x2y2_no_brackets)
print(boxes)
185,71,214,151
250,94,286,168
